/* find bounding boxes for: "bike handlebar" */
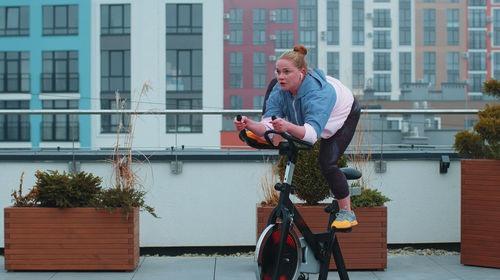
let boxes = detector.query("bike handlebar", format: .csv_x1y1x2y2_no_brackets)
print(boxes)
236,115,313,151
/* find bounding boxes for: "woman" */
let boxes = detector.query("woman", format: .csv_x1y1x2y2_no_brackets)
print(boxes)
234,45,361,229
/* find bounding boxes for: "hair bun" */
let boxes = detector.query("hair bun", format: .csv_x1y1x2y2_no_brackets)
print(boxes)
293,45,308,56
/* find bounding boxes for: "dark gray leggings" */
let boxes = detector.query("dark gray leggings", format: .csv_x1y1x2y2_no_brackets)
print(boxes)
318,98,361,200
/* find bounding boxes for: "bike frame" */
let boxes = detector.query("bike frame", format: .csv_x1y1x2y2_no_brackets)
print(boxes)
235,124,353,280
266,141,349,280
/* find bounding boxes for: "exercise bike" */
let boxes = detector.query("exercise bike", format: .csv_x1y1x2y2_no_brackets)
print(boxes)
237,116,361,280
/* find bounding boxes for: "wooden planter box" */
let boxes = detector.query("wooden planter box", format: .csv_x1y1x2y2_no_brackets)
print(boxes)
461,159,500,268
257,204,387,270
4,207,139,271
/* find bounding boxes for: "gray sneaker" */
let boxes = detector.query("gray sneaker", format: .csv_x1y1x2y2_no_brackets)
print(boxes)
331,209,358,229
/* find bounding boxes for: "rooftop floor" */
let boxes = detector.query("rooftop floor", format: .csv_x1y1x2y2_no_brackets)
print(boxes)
1,254,499,280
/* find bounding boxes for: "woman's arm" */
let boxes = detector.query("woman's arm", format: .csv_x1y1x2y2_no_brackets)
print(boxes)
271,117,306,139
233,116,268,137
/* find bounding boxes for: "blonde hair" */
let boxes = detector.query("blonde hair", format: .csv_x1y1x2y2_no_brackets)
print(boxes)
278,45,309,70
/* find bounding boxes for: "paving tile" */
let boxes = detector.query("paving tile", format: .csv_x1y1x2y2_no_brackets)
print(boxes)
131,257,215,280
0,254,499,280
0,271,56,280
428,255,500,280
214,257,256,280
373,255,462,280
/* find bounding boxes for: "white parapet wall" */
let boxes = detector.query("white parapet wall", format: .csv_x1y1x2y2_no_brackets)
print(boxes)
0,153,461,247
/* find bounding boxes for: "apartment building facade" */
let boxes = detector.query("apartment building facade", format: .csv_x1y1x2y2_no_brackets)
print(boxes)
1,0,223,150
221,0,497,148
0,0,91,149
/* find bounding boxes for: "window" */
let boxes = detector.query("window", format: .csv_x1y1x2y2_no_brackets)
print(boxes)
352,52,364,89
230,95,242,109
374,9,391,28
229,9,242,45
0,52,30,93
298,0,317,67
374,53,391,71
166,50,202,91
276,8,293,24
166,4,202,34
276,30,294,49
253,95,265,110
468,9,486,28
0,6,29,36
423,9,435,46
447,52,460,83
165,3,203,134
469,52,486,71
100,96,130,133
43,5,78,36
327,0,339,45
230,52,243,89
399,52,411,86
100,4,131,133
166,98,202,133
0,100,29,141
100,50,130,133
374,74,391,92
399,0,411,45
447,9,459,46
42,100,78,141
387,119,401,130
494,10,500,46
101,50,130,93
469,0,486,6
253,52,266,89
352,0,364,45
253,9,266,45
42,51,79,92
469,73,486,92
373,31,391,49
327,52,339,79
101,4,130,35
494,53,500,79
469,31,486,49
423,52,436,88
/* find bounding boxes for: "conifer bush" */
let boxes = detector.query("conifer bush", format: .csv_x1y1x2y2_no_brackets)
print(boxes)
454,79,500,159
277,140,347,205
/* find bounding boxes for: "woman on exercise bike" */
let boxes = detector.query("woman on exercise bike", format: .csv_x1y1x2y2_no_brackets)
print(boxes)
234,45,361,229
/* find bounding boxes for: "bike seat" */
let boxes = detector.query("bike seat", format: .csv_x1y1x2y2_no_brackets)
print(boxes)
340,167,362,180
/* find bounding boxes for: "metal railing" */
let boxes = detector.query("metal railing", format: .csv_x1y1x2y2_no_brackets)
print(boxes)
0,109,480,115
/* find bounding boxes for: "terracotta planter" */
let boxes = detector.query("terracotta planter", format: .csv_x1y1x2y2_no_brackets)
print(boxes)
4,207,139,271
461,159,500,268
257,204,387,270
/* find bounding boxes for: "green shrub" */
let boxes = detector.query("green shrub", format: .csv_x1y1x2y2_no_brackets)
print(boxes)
351,186,390,208
278,140,347,205
90,187,157,218
482,79,500,98
454,102,500,159
35,170,102,208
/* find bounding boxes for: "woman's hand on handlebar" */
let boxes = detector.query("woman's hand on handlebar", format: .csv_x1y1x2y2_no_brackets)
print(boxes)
234,115,248,131
271,117,307,140
270,117,289,133
235,115,268,136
